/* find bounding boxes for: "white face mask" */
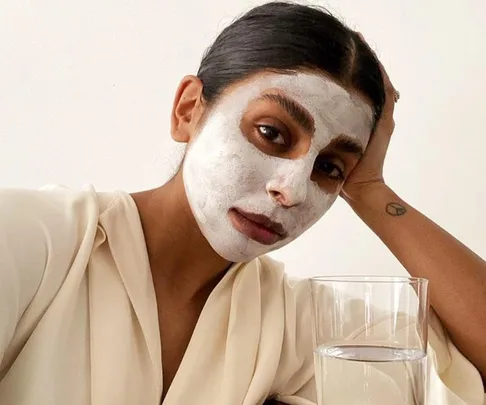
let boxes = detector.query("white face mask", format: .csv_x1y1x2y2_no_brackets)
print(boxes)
183,72,373,262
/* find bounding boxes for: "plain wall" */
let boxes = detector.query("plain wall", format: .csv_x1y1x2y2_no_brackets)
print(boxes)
1,0,485,278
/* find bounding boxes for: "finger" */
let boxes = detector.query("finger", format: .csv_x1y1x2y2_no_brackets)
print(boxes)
382,86,396,124
356,32,396,125
356,32,395,95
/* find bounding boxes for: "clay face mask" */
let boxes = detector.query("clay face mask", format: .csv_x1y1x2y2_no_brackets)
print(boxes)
183,72,373,262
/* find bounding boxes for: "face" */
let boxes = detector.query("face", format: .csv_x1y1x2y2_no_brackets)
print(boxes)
182,72,373,262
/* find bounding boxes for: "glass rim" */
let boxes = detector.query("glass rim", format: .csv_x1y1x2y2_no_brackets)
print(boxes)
309,275,428,284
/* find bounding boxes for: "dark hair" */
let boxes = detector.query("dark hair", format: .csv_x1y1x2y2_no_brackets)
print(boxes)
197,1,385,128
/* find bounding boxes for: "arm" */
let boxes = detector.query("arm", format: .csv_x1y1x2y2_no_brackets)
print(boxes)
342,35,486,382
0,187,80,373
0,189,48,367
345,183,486,380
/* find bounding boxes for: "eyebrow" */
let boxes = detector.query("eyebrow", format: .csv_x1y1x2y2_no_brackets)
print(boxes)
259,93,315,134
327,136,365,158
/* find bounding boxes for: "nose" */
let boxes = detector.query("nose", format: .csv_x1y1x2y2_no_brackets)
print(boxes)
267,182,307,208
266,158,313,208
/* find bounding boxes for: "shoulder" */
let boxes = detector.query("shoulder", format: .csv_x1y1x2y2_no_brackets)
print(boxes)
0,184,120,288
0,184,118,234
1,184,100,222
0,185,120,368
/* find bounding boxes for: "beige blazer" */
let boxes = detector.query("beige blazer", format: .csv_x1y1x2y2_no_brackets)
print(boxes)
0,186,483,405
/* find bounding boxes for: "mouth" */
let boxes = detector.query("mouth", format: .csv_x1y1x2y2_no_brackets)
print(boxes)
228,208,287,246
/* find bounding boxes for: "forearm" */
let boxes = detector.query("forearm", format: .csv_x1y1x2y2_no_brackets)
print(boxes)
346,184,486,379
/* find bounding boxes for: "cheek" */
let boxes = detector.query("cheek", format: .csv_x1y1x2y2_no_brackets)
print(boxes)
186,123,269,199
289,184,338,235
306,184,338,219
310,172,342,195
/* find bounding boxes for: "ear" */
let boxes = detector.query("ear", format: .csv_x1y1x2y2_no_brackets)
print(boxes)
171,75,205,143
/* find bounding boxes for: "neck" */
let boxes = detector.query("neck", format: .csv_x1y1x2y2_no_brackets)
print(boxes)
132,173,231,301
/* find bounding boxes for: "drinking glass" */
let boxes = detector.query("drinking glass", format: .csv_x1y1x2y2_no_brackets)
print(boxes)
309,276,429,405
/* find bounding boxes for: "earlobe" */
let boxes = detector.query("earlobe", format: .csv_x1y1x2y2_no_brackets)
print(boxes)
171,75,205,143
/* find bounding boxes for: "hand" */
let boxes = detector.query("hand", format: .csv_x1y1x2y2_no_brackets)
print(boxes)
341,36,398,203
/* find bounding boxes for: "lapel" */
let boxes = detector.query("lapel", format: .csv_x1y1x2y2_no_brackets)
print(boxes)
89,192,162,405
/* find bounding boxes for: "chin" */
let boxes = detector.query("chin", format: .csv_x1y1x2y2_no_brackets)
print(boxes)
214,239,265,263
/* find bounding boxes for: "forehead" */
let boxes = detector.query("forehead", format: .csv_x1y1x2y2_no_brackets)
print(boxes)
220,72,374,147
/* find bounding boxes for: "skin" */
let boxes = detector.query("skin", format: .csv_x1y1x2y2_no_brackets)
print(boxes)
132,45,486,402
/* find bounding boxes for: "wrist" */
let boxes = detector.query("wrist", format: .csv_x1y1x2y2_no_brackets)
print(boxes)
343,183,411,227
342,181,392,207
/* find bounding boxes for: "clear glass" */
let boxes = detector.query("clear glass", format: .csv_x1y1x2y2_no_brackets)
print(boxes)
309,276,429,405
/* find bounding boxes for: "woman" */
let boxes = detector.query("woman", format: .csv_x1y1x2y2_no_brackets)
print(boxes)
0,2,485,404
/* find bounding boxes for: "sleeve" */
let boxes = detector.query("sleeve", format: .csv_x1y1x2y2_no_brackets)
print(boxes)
0,188,81,374
426,310,485,405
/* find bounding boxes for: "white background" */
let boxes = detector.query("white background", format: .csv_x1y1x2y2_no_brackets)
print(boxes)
1,0,485,278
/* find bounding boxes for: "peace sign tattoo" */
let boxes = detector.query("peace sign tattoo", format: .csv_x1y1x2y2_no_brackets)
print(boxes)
386,202,407,216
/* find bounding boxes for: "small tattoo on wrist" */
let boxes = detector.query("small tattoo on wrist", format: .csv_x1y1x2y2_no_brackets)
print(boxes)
386,202,407,216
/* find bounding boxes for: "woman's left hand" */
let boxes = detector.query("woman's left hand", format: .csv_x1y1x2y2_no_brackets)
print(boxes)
340,42,398,203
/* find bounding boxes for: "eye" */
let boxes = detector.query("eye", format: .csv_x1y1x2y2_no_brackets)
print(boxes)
314,157,345,180
257,125,286,145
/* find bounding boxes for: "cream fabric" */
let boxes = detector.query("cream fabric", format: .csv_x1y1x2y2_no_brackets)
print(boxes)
0,186,483,405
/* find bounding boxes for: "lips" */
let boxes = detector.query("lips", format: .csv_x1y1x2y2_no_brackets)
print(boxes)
228,208,287,246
